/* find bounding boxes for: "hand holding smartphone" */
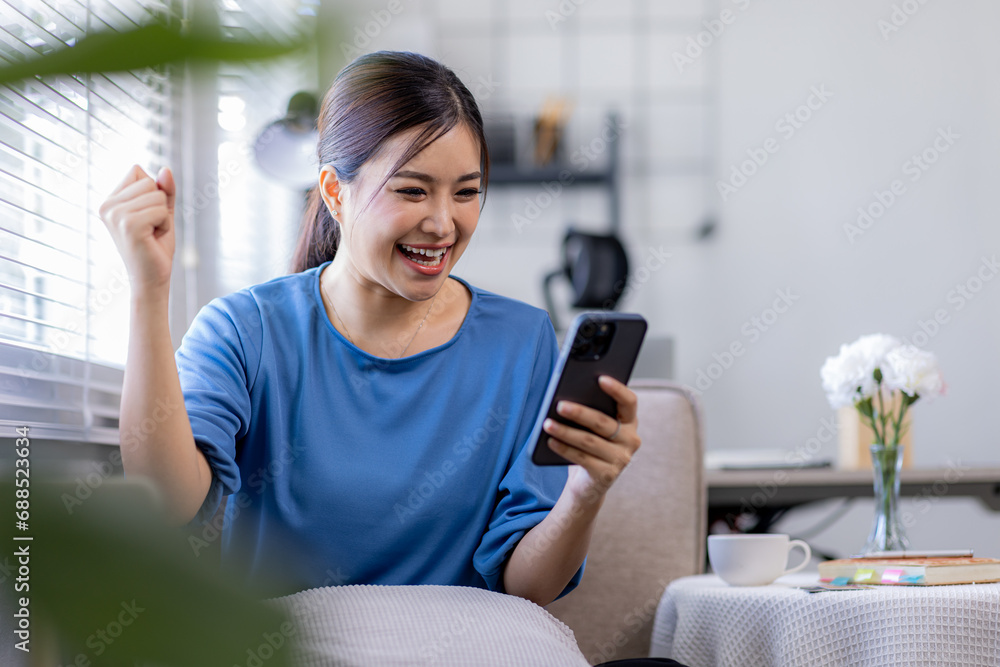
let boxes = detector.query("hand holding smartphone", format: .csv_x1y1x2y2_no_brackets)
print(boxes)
530,312,648,465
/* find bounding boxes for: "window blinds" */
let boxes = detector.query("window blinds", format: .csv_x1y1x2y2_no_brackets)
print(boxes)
215,0,316,295
0,0,173,444
0,0,316,445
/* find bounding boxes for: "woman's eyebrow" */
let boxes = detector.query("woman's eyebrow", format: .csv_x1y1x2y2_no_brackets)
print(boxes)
392,170,482,183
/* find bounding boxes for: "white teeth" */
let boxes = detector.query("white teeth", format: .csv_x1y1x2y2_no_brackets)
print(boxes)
400,244,447,258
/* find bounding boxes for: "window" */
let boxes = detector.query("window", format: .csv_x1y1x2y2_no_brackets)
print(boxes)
215,0,316,295
0,0,317,446
0,0,173,444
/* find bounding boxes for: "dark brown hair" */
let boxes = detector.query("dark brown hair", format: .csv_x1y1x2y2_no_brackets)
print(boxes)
290,51,490,273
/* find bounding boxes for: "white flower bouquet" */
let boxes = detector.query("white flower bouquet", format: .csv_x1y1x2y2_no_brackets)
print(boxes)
821,334,945,553
821,334,945,447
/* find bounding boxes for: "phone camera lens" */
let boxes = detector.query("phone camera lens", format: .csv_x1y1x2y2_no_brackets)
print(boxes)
571,318,617,360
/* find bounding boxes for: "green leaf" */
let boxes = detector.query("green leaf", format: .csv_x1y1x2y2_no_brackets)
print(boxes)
856,397,874,419
0,480,294,666
0,22,310,86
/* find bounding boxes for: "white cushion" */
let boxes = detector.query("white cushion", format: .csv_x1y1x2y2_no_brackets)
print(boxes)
267,585,590,667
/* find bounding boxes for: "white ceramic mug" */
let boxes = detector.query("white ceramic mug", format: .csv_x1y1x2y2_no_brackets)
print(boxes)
707,534,812,586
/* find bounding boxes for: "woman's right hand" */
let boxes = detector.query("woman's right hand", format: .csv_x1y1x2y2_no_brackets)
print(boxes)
99,165,176,295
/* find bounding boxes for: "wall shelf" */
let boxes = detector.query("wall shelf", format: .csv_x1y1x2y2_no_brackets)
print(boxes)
485,113,621,231
488,164,611,186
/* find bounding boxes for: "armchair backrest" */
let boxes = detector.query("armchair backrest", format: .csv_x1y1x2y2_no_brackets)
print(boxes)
545,380,706,665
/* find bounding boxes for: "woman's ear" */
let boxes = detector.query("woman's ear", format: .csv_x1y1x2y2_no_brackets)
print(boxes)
318,166,343,218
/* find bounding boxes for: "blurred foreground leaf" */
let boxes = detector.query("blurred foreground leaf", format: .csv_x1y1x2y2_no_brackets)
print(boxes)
0,479,293,667
0,21,310,85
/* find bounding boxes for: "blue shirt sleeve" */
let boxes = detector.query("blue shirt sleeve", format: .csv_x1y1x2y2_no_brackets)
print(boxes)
174,293,262,525
472,319,585,599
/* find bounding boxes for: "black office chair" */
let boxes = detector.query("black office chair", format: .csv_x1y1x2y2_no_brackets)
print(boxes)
543,227,630,331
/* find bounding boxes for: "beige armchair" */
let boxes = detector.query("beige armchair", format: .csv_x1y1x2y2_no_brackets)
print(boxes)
545,380,706,665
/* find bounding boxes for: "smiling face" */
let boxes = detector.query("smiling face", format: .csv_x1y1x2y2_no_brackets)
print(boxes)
321,123,482,303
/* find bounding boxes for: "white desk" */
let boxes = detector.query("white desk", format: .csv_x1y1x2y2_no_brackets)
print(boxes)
651,573,1000,667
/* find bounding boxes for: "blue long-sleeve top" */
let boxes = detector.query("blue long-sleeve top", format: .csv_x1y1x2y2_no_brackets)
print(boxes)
175,261,583,598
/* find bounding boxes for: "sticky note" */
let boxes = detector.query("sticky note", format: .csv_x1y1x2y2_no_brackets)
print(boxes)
900,574,924,584
881,569,903,583
831,577,851,586
853,569,875,582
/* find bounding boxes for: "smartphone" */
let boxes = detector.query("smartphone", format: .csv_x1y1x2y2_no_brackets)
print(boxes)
530,312,648,465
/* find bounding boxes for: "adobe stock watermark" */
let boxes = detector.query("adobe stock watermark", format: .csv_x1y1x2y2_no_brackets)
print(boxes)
943,254,999,313
545,0,591,30
419,613,472,664
60,452,123,514
726,415,838,530
183,103,313,222
673,0,755,73
180,156,247,222
233,622,297,667
393,407,508,524
343,273,469,388
14,266,131,391
0,554,14,586
520,457,631,568
843,126,959,244
188,441,302,556
897,254,999,348
898,459,971,530
586,578,669,665
115,396,182,455
716,85,833,202
56,599,145,666
511,116,625,233
877,0,933,41
466,72,500,103
571,116,626,172
320,566,350,587
340,0,412,59
336,1,504,103
685,288,800,397
599,245,672,311
53,125,109,174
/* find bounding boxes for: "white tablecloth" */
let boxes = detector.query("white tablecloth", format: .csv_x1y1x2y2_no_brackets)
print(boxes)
651,573,1000,667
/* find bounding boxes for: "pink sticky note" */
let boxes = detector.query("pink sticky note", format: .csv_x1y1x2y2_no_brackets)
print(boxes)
881,569,904,583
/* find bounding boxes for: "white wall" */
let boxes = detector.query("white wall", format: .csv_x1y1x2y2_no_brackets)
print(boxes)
324,0,1000,555
693,0,1000,555
685,0,1000,466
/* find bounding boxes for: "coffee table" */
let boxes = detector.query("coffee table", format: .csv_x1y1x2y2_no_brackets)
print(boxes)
651,572,1000,666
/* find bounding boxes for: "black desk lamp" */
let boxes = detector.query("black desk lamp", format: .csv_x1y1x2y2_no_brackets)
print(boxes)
543,227,629,331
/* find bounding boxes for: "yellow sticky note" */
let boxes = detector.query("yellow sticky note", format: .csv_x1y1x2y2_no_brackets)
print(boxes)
853,569,875,582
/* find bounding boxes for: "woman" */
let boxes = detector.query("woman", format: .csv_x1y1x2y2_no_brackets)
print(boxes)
99,51,640,608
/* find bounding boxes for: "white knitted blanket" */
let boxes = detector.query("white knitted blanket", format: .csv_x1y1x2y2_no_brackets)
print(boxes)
267,584,590,667
651,574,1000,667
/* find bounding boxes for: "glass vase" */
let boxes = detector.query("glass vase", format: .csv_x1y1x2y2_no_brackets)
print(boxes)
861,443,909,555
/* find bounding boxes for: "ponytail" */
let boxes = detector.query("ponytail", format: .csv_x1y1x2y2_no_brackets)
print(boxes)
290,186,339,273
